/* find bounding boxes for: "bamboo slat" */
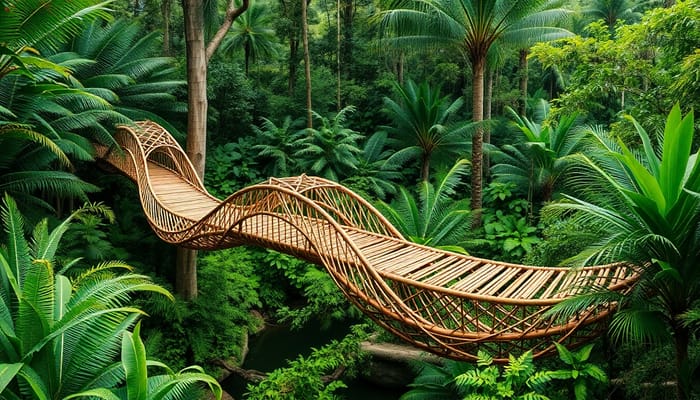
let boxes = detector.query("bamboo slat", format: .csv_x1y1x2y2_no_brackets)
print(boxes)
97,120,642,363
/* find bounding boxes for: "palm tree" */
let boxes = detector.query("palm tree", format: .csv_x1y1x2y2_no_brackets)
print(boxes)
343,130,403,200
546,104,699,400
294,106,363,181
0,195,175,398
380,0,571,226
0,0,110,54
52,19,188,135
0,0,116,215
489,101,586,203
377,159,471,252
383,80,468,182
584,0,642,31
219,2,280,75
0,0,116,143
253,116,303,177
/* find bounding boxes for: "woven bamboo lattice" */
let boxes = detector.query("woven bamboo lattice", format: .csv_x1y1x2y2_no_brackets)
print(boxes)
96,120,640,362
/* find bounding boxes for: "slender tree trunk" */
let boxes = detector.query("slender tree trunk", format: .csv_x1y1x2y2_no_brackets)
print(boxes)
673,324,690,400
470,56,485,228
289,37,298,96
484,68,493,177
420,152,430,182
519,49,528,116
340,0,353,74
301,0,313,128
178,0,248,300
179,0,208,300
162,0,171,56
336,0,341,110
621,90,625,111
245,41,251,76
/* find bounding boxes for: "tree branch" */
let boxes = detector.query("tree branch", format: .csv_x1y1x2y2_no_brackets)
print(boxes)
205,0,250,63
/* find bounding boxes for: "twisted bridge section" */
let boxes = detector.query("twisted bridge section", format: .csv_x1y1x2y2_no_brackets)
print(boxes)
96,121,639,362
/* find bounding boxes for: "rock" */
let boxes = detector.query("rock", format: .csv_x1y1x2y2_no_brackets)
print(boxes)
359,341,443,388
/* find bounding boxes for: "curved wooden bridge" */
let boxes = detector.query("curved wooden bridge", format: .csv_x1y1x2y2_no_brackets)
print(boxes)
96,121,639,362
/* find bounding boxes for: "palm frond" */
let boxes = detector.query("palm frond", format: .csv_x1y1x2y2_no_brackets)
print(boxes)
0,171,99,200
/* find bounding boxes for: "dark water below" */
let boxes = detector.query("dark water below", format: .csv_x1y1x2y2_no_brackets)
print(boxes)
222,322,404,399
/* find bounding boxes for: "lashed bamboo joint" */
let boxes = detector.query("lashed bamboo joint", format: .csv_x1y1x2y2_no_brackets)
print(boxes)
96,120,640,362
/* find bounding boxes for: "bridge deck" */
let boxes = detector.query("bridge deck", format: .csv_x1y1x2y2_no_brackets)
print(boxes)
97,120,641,362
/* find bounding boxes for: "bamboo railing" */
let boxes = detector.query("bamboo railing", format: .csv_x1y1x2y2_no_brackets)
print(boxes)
95,121,640,362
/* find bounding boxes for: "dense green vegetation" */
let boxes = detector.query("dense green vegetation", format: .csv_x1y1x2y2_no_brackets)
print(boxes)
1,0,700,398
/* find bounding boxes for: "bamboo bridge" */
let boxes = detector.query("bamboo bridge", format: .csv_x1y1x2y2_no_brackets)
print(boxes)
95,121,639,362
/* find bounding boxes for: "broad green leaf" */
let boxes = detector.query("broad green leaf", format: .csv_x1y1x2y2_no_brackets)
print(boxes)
554,342,575,365
583,365,608,383
64,388,122,400
122,322,148,400
659,104,694,207
0,363,23,393
575,343,594,362
17,364,50,400
624,114,660,179
614,146,665,211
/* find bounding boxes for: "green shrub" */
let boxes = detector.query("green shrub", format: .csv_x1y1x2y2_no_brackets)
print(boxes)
142,247,264,372
245,325,369,399
524,212,599,267
464,182,541,262
205,138,264,198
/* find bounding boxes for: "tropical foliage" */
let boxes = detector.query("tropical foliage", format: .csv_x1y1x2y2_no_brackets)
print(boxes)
294,106,363,181
2,0,698,397
402,345,607,400
0,0,112,214
400,359,471,399
377,159,471,252
50,19,187,135
66,322,222,400
0,195,173,398
383,80,467,182
245,325,368,400
380,0,571,220
343,130,402,200
531,0,700,129
219,2,280,75
489,100,585,203
545,104,699,399
253,116,302,177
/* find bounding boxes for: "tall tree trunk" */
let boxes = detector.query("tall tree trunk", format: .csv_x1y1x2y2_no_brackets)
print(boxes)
483,68,493,177
340,0,353,75
336,0,341,110
180,0,208,300
244,41,251,76
518,49,528,116
673,324,690,400
470,56,485,228
178,0,248,300
282,0,301,96
420,152,430,182
301,0,313,128
289,37,298,96
162,0,171,56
